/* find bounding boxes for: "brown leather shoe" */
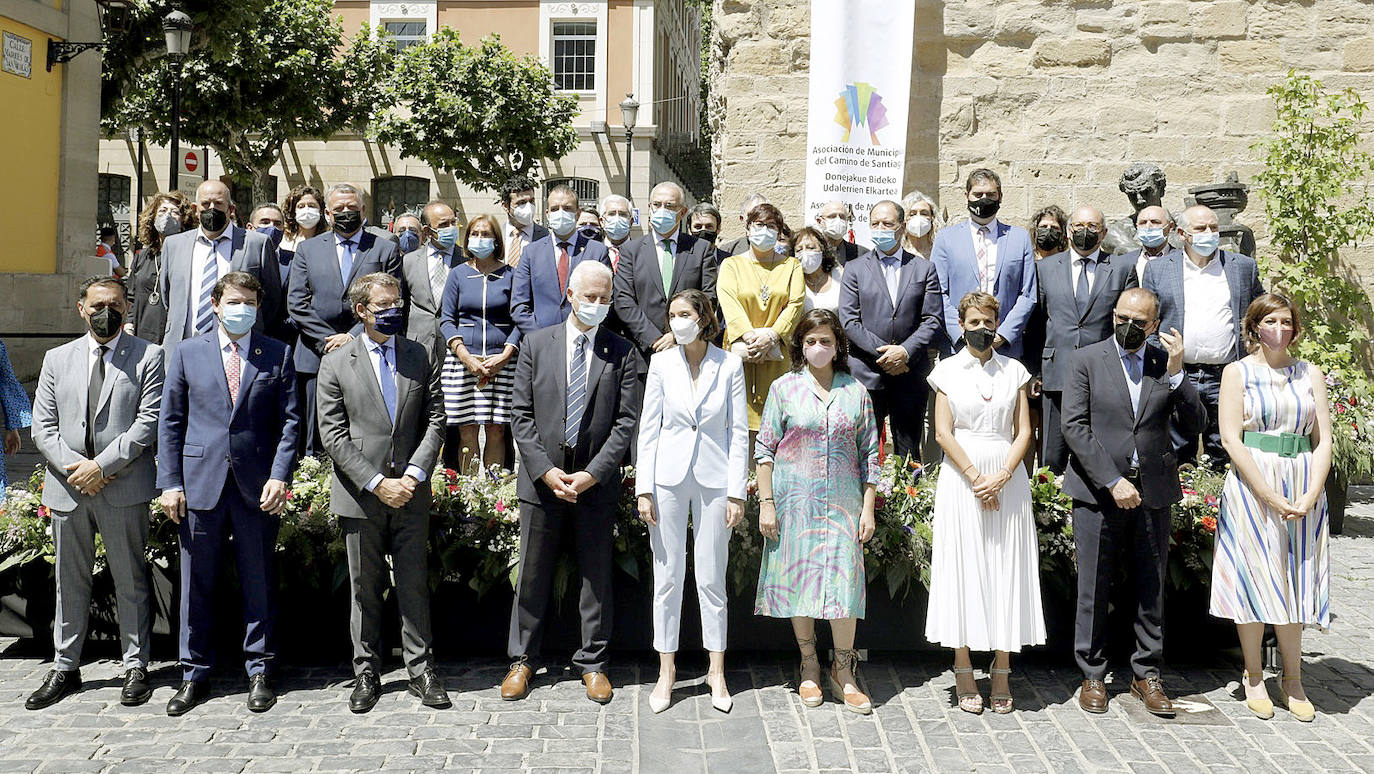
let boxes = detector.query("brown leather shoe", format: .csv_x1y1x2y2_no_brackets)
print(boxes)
1079,679,1108,713
582,672,613,704
500,662,532,701
1131,676,1174,716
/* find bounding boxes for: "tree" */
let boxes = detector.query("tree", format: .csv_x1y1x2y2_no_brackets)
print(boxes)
370,29,579,192
102,0,393,203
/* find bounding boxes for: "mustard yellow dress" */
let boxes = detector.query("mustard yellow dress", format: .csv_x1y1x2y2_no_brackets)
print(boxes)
717,251,806,430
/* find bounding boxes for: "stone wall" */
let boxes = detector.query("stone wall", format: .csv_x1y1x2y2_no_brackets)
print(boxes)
709,0,1374,287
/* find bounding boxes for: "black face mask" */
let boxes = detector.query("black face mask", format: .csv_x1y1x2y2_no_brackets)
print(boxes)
88,306,123,339
1072,227,1102,253
1034,226,1062,251
578,224,605,242
964,327,996,352
1114,319,1149,351
968,196,1000,219
199,207,228,233
694,229,718,244
332,209,362,234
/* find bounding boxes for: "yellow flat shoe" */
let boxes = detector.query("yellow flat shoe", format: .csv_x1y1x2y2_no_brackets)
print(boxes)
1282,676,1315,722
1242,671,1273,719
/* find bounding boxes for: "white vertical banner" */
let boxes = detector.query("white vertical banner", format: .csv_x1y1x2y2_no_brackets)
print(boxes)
803,0,914,245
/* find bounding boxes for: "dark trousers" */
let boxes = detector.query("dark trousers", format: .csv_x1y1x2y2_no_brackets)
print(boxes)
508,492,616,674
871,379,929,462
342,507,433,679
1041,390,1069,475
1174,364,1227,466
179,474,280,682
1072,497,1169,681
440,425,464,472
296,372,323,459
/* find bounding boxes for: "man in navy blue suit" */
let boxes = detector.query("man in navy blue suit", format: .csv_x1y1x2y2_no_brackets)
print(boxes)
157,271,301,716
930,168,1038,360
287,183,404,456
838,200,944,460
510,185,612,336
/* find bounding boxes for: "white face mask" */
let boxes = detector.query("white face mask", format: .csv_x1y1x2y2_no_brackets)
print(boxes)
511,202,535,227
154,211,182,235
820,216,848,240
295,206,321,229
669,315,701,345
573,300,611,327
906,215,933,238
798,250,824,274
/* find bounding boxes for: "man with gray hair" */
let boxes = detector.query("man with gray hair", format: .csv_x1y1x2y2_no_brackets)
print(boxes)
719,192,769,256
598,194,635,271
502,259,642,705
815,200,867,265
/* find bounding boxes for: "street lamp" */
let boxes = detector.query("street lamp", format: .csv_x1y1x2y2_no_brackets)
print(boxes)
46,0,136,71
619,93,639,200
163,9,193,192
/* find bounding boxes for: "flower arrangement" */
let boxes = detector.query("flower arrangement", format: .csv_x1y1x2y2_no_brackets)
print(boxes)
1326,373,1374,484
1170,463,1227,590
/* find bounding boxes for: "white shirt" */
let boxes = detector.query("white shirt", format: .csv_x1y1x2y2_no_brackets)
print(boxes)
216,328,251,380
1071,248,1102,296
1111,337,1185,475
506,222,535,250
803,266,844,313
1181,254,1235,364
968,218,999,292
428,245,456,297
1135,247,1167,286
565,315,599,387
362,333,427,493
87,331,120,381
194,229,233,283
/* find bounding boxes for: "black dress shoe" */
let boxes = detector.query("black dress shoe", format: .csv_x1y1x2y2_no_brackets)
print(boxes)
25,670,81,710
166,680,208,716
408,669,451,709
247,674,276,713
120,667,152,706
350,670,380,713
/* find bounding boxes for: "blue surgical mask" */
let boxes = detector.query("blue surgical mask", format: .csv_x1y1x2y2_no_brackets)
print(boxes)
649,207,679,236
871,229,899,253
397,229,420,254
604,215,631,241
1137,226,1167,249
434,225,459,251
748,225,778,251
1190,231,1220,257
547,209,577,237
574,300,611,327
220,302,257,335
372,307,405,337
468,236,496,259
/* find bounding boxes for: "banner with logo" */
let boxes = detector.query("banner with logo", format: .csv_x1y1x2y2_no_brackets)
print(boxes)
803,0,914,245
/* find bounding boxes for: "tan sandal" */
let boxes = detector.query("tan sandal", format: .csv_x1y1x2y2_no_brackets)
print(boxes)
1281,675,1315,722
1242,670,1274,719
953,666,983,714
830,648,872,715
988,660,1013,714
795,636,823,707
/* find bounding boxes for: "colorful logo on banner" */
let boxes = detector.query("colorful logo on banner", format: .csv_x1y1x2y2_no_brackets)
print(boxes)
833,82,891,145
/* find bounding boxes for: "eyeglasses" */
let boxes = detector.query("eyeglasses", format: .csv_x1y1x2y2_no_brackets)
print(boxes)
647,202,680,211
368,300,405,311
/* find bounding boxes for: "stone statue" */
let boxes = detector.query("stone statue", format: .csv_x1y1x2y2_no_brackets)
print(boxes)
1102,163,1169,255
1186,172,1257,258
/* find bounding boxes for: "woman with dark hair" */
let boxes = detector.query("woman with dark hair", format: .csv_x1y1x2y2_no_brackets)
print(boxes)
1030,205,1067,260
1023,204,1069,462
717,203,805,439
439,214,516,472
126,191,194,342
794,227,842,313
636,289,748,715
1212,293,1331,722
754,309,880,714
281,185,326,259
925,291,1043,715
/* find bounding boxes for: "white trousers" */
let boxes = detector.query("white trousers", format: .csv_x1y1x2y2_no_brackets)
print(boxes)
648,480,731,653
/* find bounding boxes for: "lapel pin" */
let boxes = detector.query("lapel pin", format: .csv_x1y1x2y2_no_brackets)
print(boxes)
254,348,262,355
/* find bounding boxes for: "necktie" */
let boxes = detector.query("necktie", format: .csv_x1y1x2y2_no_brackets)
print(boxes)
340,239,356,283
85,345,107,458
429,253,448,302
195,239,221,335
883,257,900,307
1075,257,1091,317
226,341,242,405
557,242,571,296
1126,352,1143,415
378,343,397,424
976,226,991,292
659,239,675,296
506,228,524,266
609,245,620,272
565,333,588,448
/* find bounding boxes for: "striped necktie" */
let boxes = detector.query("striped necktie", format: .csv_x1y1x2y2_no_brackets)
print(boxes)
429,252,449,302
565,333,588,447
195,237,224,335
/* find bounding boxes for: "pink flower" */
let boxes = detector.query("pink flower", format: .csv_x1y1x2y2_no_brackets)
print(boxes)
1182,489,1197,496
39,506,50,519
443,468,458,479
495,500,506,513
285,491,294,501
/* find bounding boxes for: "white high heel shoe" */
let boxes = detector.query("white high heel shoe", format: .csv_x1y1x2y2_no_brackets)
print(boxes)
707,671,733,714
649,673,674,714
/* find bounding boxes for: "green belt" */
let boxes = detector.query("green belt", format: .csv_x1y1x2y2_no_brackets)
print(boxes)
1243,431,1311,458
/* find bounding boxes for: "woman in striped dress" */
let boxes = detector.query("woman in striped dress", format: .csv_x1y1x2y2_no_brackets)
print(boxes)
439,214,520,473
1212,293,1332,722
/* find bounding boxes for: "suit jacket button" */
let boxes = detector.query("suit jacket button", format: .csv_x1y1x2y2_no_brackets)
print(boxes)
691,425,697,431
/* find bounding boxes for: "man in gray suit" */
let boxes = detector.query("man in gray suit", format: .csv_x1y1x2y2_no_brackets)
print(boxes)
316,272,449,713
159,180,287,351
27,276,163,710
400,199,460,359
1036,206,1140,473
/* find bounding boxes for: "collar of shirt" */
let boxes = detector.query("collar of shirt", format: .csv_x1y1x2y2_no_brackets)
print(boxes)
334,230,360,248
656,224,681,243
1113,336,1144,365
969,218,999,238
88,331,121,355
878,246,902,261
428,244,454,262
565,315,598,348
508,221,532,242
217,327,250,354
1183,253,1223,275
1073,248,1101,266
954,345,1001,373
368,334,396,354
197,228,229,245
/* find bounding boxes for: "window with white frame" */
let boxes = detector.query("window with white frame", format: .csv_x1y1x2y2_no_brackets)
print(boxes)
551,21,596,92
383,20,427,52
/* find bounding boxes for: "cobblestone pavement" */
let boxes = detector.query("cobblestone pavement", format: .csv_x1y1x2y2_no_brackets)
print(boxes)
1,425,1372,773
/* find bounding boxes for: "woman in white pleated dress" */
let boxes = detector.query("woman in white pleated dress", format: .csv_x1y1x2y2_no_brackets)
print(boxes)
925,291,1045,714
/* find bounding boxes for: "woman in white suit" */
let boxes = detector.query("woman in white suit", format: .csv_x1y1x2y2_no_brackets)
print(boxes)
637,289,749,714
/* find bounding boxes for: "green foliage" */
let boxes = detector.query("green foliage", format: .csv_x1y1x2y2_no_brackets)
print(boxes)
370,28,579,192
1252,71,1374,479
101,0,393,202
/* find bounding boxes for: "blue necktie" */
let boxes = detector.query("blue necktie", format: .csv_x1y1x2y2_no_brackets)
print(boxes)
195,238,222,334
1075,257,1091,317
340,239,356,284
565,333,588,447
378,343,397,424
1125,352,1143,415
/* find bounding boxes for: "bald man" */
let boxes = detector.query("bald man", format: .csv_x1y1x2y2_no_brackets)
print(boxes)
1122,206,1175,283
159,180,287,352
1034,206,1139,472
815,200,867,265
1142,204,1264,467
